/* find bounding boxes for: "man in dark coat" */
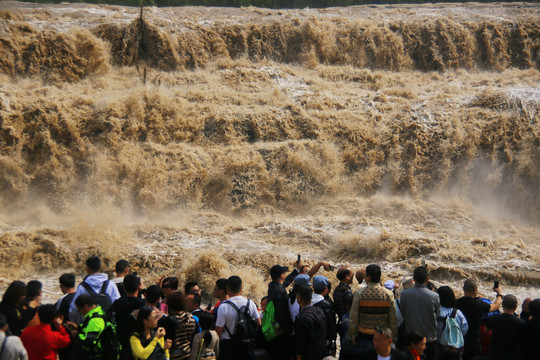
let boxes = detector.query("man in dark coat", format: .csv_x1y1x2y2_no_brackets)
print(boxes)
294,284,327,360
485,294,525,360
312,276,336,356
359,327,407,360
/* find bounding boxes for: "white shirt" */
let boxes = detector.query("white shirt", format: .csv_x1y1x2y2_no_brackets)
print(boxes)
215,296,259,340
311,293,325,306
289,299,300,323
377,355,391,360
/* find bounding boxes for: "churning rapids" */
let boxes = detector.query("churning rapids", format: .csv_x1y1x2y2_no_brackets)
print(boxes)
0,1,539,303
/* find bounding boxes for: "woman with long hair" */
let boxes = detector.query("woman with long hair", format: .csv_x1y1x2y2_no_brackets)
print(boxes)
436,286,468,360
130,306,172,360
0,281,40,335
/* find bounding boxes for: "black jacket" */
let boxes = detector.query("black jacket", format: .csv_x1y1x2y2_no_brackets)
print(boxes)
359,348,408,360
295,306,327,360
0,301,36,336
486,313,525,360
313,299,337,342
111,296,146,346
268,281,293,335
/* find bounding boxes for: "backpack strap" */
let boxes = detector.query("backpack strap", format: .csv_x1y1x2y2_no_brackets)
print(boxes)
451,308,458,318
222,299,251,338
100,280,109,295
81,280,109,296
81,282,97,295
0,336,8,359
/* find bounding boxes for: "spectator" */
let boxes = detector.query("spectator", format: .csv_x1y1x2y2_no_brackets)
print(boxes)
145,284,163,310
167,292,197,360
111,274,146,353
312,275,337,356
355,269,365,286
68,255,121,323
485,294,525,360
516,298,540,360
395,277,414,301
215,276,260,360
427,282,437,292
55,274,77,320
66,294,108,359
436,286,468,359
289,274,312,324
395,276,414,350
55,274,77,360
212,278,229,324
189,310,219,360
358,327,407,360
113,259,130,298
456,279,502,360
349,264,397,353
337,295,355,360
20,304,70,360
520,297,533,320
259,296,269,318
267,264,294,360
130,306,172,360
403,331,426,360
22,281,42,327
399,266,440,360
0,281,38,336
0,314,28,360
384,280,395,293
186,294,204,319
24,281,42,305
184,282,202,296
287,261,335,327
333,266,354,346
294,284,327,360
159,277,179,315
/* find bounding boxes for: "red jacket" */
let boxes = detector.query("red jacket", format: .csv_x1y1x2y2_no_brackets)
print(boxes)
21,322,71,360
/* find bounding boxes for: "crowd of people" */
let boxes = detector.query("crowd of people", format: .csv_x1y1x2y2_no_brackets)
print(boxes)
0,255,538,360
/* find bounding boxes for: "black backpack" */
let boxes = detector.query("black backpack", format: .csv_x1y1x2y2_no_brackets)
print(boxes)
81,280,113,316
224,299,258,352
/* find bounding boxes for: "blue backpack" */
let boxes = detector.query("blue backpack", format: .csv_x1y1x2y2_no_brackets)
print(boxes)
438,308,464,349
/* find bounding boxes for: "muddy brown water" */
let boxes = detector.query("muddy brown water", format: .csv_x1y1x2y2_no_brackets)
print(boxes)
0,2,539,305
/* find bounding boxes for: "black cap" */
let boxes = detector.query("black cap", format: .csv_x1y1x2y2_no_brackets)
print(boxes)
270,265,290,279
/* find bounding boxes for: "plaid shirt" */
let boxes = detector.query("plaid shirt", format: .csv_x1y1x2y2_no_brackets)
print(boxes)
333,282,353,320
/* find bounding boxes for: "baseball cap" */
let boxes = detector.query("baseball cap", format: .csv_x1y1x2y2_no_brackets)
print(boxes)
384,280,395,291
294,274,311,286
270,265,290,279
313,275,329,291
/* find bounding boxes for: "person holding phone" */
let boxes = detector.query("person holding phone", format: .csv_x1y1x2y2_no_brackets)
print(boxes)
457,279,502,360
130,306,172,360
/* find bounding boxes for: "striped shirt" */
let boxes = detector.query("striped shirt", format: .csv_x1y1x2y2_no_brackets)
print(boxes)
349,282,398,341
170,311,197,360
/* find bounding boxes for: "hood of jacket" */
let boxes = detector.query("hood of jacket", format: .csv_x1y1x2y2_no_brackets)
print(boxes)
83,273,109,291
